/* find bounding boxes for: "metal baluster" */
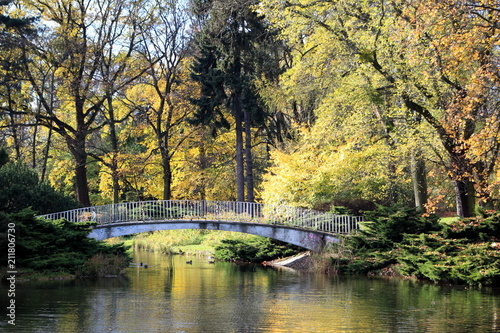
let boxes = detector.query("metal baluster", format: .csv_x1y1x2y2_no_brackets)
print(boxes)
126,202,130,222
133,202,137,222
134,202,138,222
168,200,171,219
131,202,134,222
118,203,122,223
140,201,143,222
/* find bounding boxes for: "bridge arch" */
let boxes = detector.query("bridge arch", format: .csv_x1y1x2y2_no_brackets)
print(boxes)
88,220,341,252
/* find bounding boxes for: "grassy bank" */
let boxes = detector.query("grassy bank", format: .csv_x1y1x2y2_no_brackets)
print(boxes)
121,229,259,255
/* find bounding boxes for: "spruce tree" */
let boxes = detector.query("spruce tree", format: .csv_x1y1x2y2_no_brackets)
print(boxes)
190,0,284,202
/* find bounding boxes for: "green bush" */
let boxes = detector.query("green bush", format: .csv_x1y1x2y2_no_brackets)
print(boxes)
360,205,441,245
215,237,302,263
5,209,130,275
215,239,258,261
441,211,500,241
396,233,500,285
0,162,79,214
339,206,500,286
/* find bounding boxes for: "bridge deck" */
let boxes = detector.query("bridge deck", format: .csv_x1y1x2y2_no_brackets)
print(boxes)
38,200,363,235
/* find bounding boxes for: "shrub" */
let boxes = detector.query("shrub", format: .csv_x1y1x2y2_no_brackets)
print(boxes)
360,205,441,245
441,211,500,242
396,234,500,285
0,162,79,214
6,209,129,275
215,239,258,261
339,206,500,285
215,237,302,262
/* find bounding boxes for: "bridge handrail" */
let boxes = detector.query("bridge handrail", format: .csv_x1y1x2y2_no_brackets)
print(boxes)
37,200,363,234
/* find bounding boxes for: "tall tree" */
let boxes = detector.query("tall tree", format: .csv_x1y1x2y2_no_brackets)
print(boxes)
18,0,146,206
130,0,195,200
190,0,283,202
0,0,36,161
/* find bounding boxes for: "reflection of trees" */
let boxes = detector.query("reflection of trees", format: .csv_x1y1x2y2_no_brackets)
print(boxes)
8,255,500,331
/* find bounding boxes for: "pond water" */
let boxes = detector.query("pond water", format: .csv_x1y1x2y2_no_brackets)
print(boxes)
2,250,500,332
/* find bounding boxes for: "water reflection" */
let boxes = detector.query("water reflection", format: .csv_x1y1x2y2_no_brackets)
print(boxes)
1,250,499,332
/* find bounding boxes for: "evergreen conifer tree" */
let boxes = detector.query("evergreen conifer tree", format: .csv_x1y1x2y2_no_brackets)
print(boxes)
190,0,284,202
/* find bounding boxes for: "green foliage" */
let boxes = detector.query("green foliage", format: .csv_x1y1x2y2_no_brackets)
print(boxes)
342,207,500,286
0,162,79,214
0,147,9,167
441,212,500,241
214,237,302,262
360,205,441,245
3,209,129,275
329,206,351,215
397,234,500,285
215,239,258,261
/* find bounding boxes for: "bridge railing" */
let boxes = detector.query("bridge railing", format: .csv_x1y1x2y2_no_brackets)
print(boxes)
37,200,363,234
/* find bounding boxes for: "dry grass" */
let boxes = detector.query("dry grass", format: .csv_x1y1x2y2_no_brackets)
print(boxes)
76,253,130,278
310,241,353,274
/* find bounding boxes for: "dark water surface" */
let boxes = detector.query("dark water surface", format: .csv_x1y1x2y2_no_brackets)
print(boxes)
2,250,500,332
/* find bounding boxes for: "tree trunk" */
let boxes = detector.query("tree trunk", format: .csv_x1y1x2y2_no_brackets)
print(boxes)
112,165,120,204
454,179,476,217
410,150,428,211
7,90,21,161
73,147,91,207
31,120,39,169
162,153,172,200
41,74,56,183
233,48,245,202
72,109,91,206
107,96,121,204
198,140,207,201
244,107,254,202
40,124,53,183
234,94,245,202
197,128,210,201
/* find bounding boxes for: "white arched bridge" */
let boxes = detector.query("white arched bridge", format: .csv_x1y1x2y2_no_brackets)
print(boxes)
38,200,363,252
